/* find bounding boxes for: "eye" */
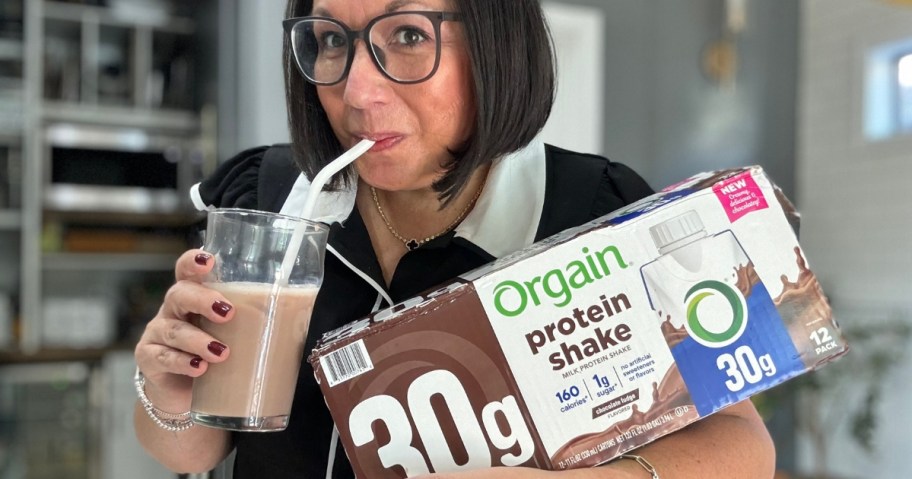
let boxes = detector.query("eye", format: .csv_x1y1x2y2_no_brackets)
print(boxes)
392,27,429,47
321,31,347,49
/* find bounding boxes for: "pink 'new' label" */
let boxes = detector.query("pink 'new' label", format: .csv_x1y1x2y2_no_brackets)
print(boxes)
713,172,768,222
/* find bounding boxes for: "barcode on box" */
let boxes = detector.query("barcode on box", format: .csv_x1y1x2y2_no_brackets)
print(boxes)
320,340,374,387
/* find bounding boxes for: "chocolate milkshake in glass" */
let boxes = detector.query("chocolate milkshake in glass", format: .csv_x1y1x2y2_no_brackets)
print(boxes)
190,208,329,431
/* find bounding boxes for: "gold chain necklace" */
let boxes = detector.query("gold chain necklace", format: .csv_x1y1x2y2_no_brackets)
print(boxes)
370,185,483,251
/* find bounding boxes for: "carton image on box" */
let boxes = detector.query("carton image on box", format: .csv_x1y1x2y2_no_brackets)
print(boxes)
309,166,849,478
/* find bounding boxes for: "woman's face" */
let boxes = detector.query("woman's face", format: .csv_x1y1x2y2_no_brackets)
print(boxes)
310,0,476,192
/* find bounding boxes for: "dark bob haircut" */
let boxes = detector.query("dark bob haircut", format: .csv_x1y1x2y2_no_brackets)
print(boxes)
283,0,556,202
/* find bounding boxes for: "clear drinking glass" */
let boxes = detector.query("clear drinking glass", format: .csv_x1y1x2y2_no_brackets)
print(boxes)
190,208,329,431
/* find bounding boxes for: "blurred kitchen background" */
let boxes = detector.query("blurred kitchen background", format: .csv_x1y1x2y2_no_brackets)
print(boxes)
0,0,909,478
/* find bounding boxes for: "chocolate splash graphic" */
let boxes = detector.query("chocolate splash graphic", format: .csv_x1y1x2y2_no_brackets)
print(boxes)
773,186,801,235
773,247,848,367
659,312,688,349
734,261,760,298
774,246,826,319
549,364,698,468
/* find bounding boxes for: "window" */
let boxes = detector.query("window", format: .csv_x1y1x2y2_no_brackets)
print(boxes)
899,53,912,133
864,39,912,141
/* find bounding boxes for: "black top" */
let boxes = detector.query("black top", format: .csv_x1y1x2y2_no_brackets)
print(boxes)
194,142,653,478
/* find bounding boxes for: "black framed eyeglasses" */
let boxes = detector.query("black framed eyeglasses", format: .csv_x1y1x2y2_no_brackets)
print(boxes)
283,11,462,86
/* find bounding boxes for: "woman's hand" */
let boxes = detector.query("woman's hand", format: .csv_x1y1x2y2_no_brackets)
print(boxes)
417,465,639,479
133,249,235,414
416,400,773,479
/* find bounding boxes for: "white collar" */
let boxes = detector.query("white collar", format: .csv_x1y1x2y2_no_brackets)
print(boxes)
278,139,548,258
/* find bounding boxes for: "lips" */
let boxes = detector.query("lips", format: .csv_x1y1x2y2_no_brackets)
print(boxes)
353,133,404,153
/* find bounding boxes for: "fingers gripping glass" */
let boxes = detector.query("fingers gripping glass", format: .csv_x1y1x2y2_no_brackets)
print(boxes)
283,11,461,85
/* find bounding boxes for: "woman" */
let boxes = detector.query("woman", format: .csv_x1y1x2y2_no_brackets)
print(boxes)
134,0,776,477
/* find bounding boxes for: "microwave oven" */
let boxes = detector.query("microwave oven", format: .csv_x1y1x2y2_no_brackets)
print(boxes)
42,123,205,214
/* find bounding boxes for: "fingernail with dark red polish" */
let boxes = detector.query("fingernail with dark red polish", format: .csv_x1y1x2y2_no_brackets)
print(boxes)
208,341,227,357
190,356,202,369
212,301,232,317
195,253,211,266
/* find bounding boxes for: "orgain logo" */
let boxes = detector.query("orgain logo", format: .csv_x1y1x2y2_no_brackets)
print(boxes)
683,280,748,348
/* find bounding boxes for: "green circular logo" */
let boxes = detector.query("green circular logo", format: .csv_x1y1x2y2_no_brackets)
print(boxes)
683,280,747,348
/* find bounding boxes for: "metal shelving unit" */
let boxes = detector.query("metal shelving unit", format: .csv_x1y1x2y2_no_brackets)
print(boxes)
42,1,196,33
3,2,227,478
42,252,178,272
41,101,200,130
0,210,21,230
8,0,223,356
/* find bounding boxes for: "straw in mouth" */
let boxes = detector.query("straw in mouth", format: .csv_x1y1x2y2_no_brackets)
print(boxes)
300,139,377,221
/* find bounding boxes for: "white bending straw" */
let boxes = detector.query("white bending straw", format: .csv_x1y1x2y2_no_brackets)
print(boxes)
300,139,375,221
277,139,375,284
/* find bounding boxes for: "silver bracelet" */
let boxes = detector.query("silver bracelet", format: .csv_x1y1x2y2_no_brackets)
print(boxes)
134,367,194,432
618,454,660,479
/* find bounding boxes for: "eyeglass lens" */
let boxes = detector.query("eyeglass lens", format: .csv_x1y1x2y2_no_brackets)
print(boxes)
292,13,439,85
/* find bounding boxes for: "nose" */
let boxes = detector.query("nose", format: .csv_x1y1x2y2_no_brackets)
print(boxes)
342,42,392,109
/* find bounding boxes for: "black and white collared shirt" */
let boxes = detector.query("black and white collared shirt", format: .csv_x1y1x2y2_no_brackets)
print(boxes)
191,139,653,478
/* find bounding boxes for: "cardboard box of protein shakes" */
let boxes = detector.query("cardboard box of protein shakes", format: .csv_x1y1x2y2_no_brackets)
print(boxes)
309,166,848,478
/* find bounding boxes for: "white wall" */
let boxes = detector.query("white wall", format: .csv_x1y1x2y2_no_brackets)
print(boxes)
797,1,912,477
580,0,800,197
236,0,290,150
540,2,605,155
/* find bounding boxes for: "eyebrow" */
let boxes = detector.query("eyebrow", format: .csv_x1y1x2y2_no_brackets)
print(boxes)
311,0,431,18
384,0,428,14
